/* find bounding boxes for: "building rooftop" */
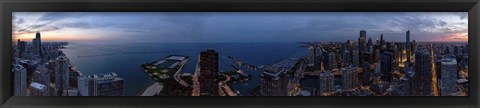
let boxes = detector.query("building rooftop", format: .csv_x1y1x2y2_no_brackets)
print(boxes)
89,73,123,81
166,56,186,61
263,58,298,76
441,58,457,65
57,56,68,61
156,60,180,69
13,64,25,71
457,78,468,83
153,55,189,69
30,82,47,91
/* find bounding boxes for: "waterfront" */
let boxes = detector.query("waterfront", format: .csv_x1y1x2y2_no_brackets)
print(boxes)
61,42,308,96
12,12,468,97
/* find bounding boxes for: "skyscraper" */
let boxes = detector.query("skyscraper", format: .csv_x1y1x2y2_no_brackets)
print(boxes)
342,50,351,67
92,73,124,96
33,63,51,96
17,39,26,58
367,37,373,52
77,73,124,96
352,50,359,66
319,71,335,94
260,69,288,96
323,51,335,70
54,56,70,96
77,75,92,96
406,30,411,63
374,48,381,63
342,66,358,90
381,51,394,82
440,58,458,96
373,63,381,81
406,30,410,48
362,62,372,86
358,30,367,65
414,49,433,96
14,64,27,96
260,59,294,96
69,71,80,88
359,30,367,52
380,34,385,46
198,49,219,96
32,32,42,56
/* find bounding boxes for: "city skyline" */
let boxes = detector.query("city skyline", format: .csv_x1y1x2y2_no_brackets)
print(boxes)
12,12,468,43
12,12,469,96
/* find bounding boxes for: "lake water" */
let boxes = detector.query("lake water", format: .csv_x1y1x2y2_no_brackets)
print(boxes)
61,42,308,96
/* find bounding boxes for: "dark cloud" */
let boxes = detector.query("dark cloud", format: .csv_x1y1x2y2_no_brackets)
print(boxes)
14,12,86,35
38,12,75,22
14,26,61,36
16,18,24,25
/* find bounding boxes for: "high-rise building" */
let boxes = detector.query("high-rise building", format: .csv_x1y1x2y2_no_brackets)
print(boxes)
359,30,367,52
380,34,385,46
440,58,458,96
373,63,381,81
17,39,27,58
346,40,356,51
371,81,390,94
381,51,394,82
33,63,51,95
406,30,410,48
69,71,80,88
198,49,219,96
319,71,335,94
54,56,70,96
367,37,373,53
406,30,411,63
34,66,50,85
362,62,372,86
342,66,358,90
352,50,359,66
77,75,91,96
260,69,288,96
313,54,323,71
374,49,381,63
342,50,351,67
32,32,42,56
414,49,433,96
260,58,295,96
411,40,417,62
92,73,124,96
358,30,367,65
78,73,124,96
14,64,27,96
323,51,336,70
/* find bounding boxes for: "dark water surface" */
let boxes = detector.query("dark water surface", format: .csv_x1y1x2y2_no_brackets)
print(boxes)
61,42,308,96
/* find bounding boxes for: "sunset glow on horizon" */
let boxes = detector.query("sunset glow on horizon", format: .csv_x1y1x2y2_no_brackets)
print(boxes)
12,12,468,43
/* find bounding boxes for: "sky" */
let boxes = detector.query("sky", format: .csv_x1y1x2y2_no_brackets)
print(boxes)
12,12,468,43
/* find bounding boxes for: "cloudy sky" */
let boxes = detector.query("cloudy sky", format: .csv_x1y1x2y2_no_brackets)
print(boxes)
12,12,468,43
